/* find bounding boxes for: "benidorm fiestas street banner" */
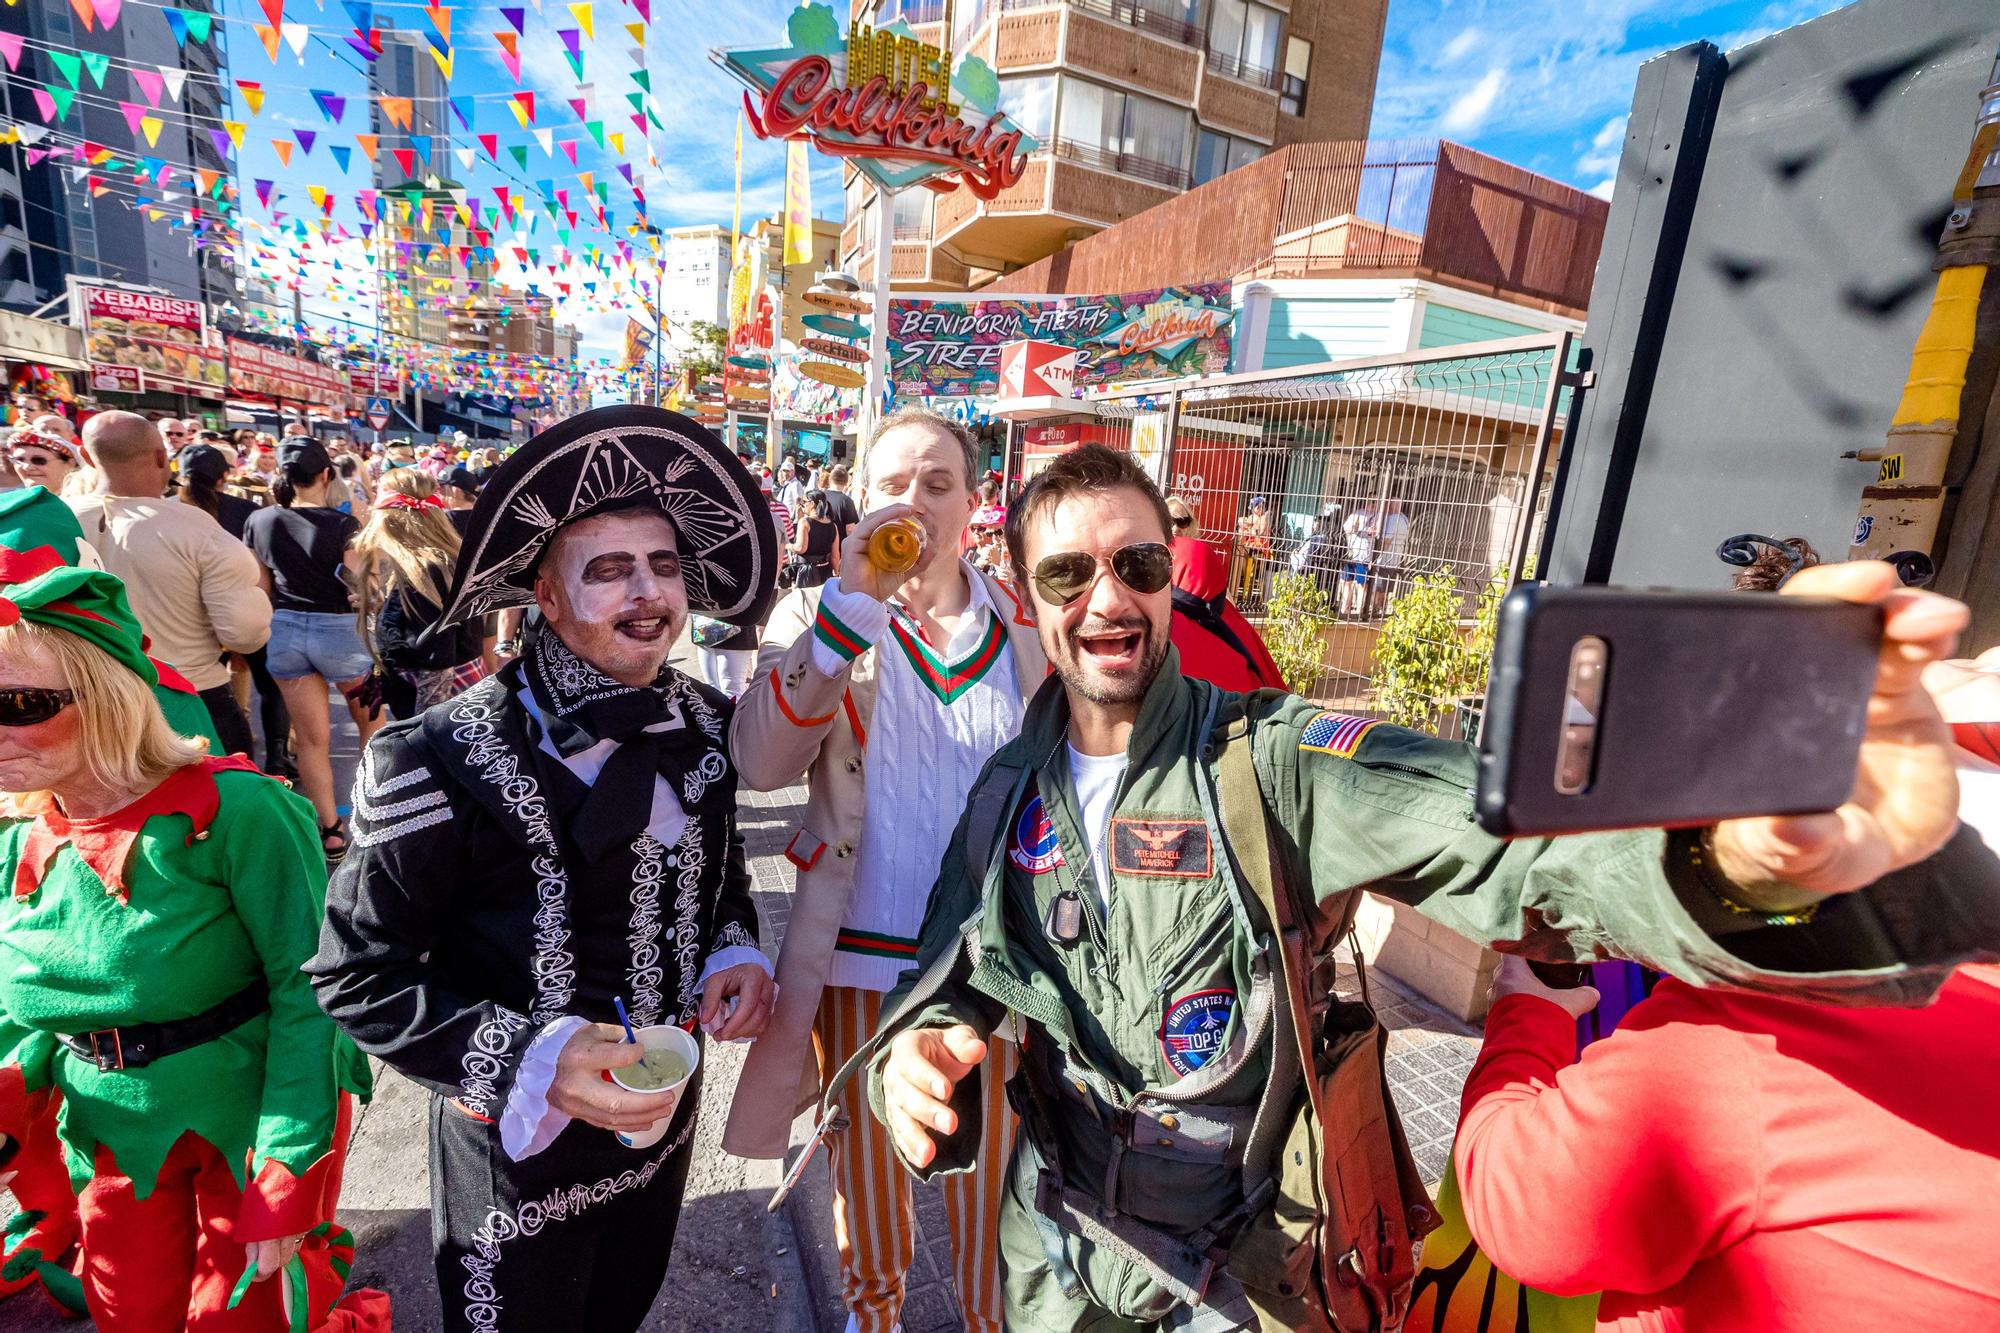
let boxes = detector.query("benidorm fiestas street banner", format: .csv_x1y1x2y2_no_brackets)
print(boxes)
886,283,1237,399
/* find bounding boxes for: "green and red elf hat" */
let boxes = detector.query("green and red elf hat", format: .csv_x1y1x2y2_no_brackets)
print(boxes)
0,551,160,689
0,486,211,705
0,484,92,568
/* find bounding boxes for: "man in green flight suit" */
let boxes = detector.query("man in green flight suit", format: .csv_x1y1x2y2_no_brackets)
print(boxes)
864,445,2000,1332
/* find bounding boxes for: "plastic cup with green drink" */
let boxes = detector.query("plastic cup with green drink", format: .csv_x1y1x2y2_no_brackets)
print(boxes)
608,1023,700,1149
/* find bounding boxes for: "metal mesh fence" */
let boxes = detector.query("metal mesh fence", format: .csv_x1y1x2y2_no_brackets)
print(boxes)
1058,333,1575,738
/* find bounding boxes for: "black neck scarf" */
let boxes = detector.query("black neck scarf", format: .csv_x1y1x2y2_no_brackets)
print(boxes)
522,619,729,861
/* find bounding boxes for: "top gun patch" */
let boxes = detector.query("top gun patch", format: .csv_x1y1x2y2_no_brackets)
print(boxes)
1111,817,1212,879
1009,787,1064,874
1300,711,1378,758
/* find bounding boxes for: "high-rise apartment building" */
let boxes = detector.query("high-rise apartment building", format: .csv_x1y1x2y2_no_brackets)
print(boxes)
371,27,454,191
655,225,733,352
840,0,1388,290
0,0,235,312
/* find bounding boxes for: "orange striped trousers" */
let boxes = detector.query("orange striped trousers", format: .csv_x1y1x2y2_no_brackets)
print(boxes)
814,984,1016,1333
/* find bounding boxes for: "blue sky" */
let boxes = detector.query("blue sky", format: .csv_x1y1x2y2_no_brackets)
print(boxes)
210,0,841,357
196,0,1847,359
1369,0,1846,197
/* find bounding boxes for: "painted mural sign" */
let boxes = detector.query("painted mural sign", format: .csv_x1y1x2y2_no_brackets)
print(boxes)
887,283,1236,398
716,4,1034,197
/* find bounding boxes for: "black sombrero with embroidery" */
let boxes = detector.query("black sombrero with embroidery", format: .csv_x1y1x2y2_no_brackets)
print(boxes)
438,405,778,628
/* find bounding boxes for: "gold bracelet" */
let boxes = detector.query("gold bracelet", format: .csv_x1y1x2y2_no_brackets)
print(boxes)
1686,828,1821,927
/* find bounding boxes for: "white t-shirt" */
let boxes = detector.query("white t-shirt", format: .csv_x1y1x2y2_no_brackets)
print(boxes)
1067,743,1129,916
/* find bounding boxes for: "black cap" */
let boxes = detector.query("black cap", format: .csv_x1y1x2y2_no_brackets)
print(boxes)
277,437,332,478
177,442,230,485
442,465,484,495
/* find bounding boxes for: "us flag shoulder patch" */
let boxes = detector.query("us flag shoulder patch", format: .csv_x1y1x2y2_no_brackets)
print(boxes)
1300,712,1378,758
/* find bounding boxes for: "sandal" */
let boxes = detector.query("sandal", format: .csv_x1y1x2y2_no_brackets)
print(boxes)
320,821,349,864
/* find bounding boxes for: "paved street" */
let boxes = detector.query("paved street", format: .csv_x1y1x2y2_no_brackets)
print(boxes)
0,646,1479,1333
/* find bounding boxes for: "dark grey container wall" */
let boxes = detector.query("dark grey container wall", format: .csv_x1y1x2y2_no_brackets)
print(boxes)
1546,0,1998,589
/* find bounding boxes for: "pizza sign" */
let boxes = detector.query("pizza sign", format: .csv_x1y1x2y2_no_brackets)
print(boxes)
716,3,1035,197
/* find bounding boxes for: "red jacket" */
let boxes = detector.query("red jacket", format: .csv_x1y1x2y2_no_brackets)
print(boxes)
1455,967,2000,1331
1170,536,1285,692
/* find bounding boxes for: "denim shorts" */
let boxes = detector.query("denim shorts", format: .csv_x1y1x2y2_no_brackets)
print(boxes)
267,609,375,683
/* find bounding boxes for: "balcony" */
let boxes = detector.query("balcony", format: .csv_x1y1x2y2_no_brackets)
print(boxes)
1203,45,1278,89
925,143,1178,273
1048,136,1189,190
968,0,1203,50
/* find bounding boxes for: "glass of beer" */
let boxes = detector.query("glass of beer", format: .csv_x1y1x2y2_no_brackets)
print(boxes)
866,516,926,577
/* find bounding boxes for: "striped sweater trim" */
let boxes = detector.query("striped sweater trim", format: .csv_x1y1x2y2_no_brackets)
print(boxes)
886,610,1006,705
834,927,921,959
813,600,873,662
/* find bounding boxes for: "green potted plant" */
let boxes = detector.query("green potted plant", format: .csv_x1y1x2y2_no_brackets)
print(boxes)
1263,570,1336,695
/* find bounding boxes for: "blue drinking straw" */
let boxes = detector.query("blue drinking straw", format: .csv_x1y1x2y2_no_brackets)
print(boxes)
613,996,637,1045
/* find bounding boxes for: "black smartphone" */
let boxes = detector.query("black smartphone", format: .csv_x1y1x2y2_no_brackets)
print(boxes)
1475,585,1883,838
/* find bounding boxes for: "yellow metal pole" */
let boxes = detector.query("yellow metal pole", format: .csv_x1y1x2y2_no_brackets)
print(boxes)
1850,46,2000,560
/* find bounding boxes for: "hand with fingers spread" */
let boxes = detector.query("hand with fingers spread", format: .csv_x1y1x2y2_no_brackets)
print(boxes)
546,1023,680,1132
881,1023,987,1169
1709,561,1969,909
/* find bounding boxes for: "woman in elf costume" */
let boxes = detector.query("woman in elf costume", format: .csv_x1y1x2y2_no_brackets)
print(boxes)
0,485,228,1316
0,554,385,1331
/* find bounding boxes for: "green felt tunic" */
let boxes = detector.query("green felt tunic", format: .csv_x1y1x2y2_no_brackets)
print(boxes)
156,682,223,752
0,771,339,1196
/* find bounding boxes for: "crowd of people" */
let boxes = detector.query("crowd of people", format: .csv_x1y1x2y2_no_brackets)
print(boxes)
0,398,1991,1333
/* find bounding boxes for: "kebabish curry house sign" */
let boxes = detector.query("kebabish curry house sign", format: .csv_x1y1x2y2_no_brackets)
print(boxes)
713,2,1036,197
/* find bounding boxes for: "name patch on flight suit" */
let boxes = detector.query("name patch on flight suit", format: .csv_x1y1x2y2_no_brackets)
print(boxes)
1161,989,1235,1074
1111,818,1212,878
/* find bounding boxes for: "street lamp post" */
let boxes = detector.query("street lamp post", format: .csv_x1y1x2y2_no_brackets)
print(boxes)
644,224,666,406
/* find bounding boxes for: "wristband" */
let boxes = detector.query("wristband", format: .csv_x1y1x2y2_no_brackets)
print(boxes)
1686,827,1821,927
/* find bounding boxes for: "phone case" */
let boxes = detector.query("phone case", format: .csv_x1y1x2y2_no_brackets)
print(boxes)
1476,585,1882,837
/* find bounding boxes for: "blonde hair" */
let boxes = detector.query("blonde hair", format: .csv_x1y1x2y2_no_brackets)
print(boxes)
352,468,463,650
0,620,207,797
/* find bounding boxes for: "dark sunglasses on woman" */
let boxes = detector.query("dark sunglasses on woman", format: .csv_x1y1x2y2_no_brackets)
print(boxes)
1031,542,1174,606
0,687,76,727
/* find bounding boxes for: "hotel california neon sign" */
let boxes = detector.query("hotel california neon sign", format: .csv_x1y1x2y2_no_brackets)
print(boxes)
713,3,1036,199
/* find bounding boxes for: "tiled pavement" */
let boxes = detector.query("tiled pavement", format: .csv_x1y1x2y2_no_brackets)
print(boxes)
741,784,1482,1333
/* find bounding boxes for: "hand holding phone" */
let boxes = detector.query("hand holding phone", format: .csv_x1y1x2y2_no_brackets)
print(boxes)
1478,561,1966,903
1710,562,1966,902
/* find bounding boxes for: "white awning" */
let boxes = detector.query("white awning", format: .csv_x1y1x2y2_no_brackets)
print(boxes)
0,310,86,371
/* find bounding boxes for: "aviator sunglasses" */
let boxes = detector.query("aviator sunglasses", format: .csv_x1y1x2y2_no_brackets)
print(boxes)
0,687,76,727
1031,542,1174,607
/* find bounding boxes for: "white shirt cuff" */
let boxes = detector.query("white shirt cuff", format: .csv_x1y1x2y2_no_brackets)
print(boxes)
807,576,891,677
498,1014,590,1161
697,944,774,988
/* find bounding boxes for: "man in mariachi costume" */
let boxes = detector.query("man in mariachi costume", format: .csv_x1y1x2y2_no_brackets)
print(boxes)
0,558,385,1332
309,406,780,1333
859,445,2000,1332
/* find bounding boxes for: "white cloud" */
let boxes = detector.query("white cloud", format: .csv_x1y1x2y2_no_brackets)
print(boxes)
1439,27,1481,64
1711,0,1842,52
1577,115,1626,178
1368,0,1847,189
1588,177,1616,200
1439,68,1506,135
